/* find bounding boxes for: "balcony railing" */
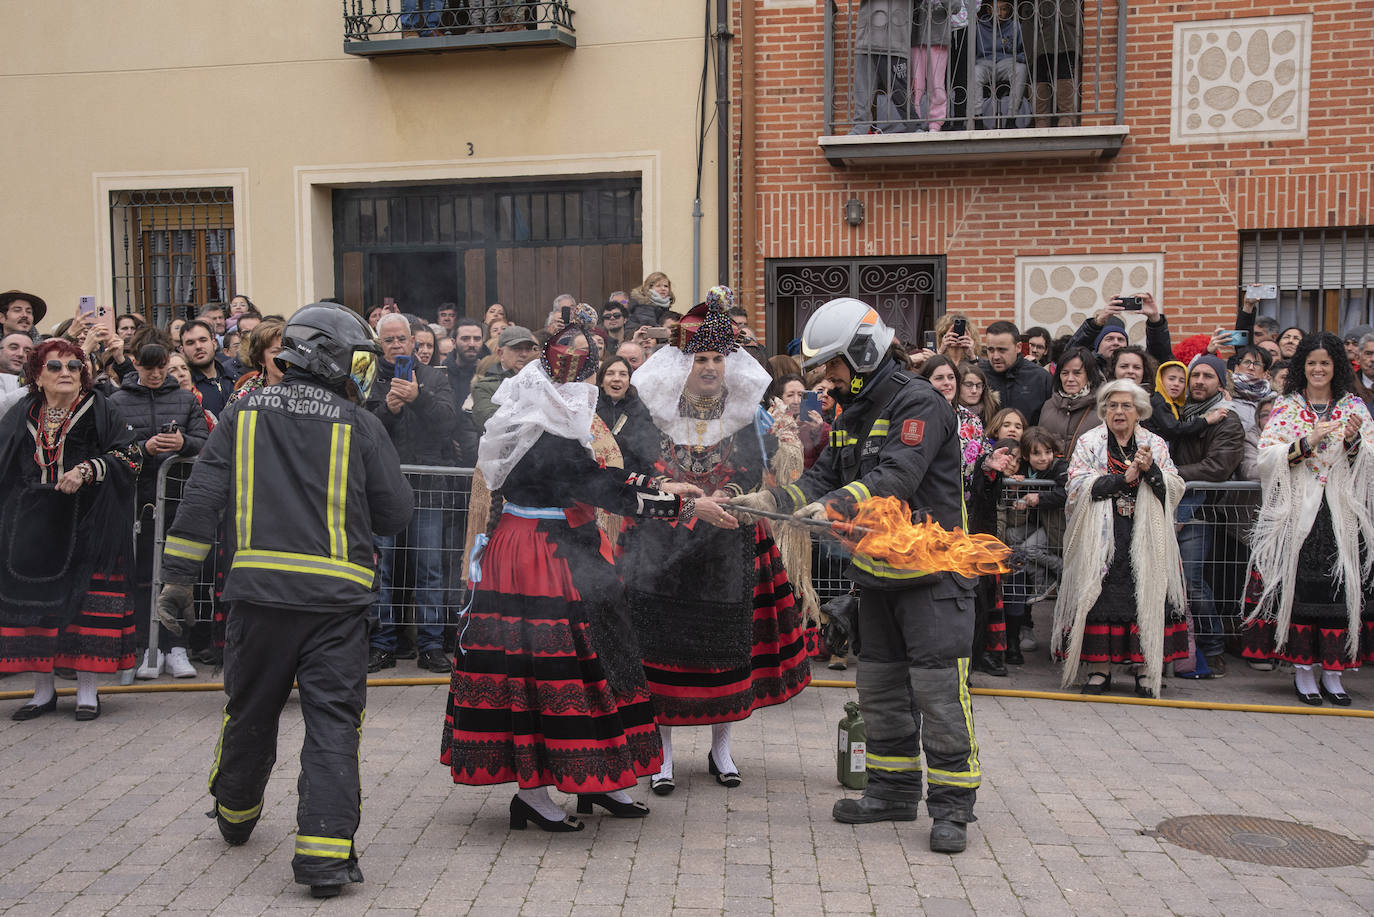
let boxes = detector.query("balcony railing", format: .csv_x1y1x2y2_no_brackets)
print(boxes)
820,0,1128,165
343,1,575,56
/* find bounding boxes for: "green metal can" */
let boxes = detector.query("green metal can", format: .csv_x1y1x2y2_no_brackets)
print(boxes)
836,700,868,789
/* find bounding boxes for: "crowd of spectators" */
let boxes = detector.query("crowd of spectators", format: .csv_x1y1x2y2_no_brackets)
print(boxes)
3,278,1370,705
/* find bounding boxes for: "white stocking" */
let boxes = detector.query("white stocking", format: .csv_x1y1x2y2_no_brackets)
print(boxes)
711,722,737,775
75,671,99,708
605,789,633,803
516,786,565,821
1294,664,1319,696
1320,668,1345,694
656,725,674,780
31,672,56,706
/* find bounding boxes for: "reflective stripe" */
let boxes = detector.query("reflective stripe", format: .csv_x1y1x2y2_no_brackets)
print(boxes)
830,430,859,447
165,535,212,561
208,709,229,790
866,753,921,772
218,801,262,824
235,412,258,549
850,553,932,580
869,418,890,438
784,483,806,510
842,482,871,504
295,834,352,860
233,549,375,588
327,422,352,561
928,657,982,789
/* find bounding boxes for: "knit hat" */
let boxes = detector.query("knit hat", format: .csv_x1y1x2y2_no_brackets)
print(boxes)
1093,324,1129,352
1189,353,1228,387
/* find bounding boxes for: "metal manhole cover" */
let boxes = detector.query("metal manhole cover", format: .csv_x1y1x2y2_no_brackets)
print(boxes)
1150,815,1369,868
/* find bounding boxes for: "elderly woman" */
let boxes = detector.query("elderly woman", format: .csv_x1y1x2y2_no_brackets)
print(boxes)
1040,345,1104,455
1053,380,1188,699
1242,332,1374,705
622,287,811,795
0,339,143,721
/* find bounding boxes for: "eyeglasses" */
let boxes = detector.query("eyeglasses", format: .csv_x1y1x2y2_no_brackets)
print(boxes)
379,335,408,344
46,359,84,374
1237,358,1264,370
1105,401,1137,413
961,380,984,389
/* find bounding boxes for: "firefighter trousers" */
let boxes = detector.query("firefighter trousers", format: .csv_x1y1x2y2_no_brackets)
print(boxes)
210,601,369,886
855,578,980,823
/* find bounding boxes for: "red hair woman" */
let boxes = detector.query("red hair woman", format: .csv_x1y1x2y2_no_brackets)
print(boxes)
0,339,143,721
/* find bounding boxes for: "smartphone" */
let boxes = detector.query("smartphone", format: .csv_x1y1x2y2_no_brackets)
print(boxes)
1118,296,1144,311
952,318,967,337
94,302,115,334
800,391,822,418
159,420,179,435
647,327,670,341
1229,329,1250,347
923,330,938,351
1018,340,1031,357
1245,283,1278,300
393,354,414,382
78,296,96,320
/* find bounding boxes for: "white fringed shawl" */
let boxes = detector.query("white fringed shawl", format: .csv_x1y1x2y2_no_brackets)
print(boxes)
1243,393,1374,657
1052,425,1186,699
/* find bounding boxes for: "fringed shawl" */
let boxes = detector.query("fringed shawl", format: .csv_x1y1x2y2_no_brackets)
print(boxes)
1243,393,1374,657
1052,424,1186,699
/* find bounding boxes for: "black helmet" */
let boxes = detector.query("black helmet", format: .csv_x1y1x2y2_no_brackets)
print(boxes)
275,303,381,401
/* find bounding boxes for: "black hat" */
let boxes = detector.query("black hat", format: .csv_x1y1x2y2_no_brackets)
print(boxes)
0,290,47,325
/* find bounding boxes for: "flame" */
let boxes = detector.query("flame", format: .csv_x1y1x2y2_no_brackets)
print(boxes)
830,496,1011,576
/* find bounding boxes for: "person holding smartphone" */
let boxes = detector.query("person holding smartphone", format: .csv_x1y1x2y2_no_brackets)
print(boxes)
108,338,211,679
364,314,460,675
1067,291,1175,375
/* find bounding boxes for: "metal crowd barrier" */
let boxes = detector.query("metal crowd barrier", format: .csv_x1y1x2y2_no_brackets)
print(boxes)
144,455,1266,663
995,478,1263,645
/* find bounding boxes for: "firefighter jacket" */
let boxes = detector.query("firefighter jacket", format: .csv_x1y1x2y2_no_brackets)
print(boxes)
772,357,964,590
161,372,414,610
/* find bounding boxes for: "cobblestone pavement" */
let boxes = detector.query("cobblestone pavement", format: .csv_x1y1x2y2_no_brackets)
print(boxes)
1,648,1371,916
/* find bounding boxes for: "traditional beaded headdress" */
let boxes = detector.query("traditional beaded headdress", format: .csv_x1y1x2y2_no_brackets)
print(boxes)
672,285,739,355
540,323,601,384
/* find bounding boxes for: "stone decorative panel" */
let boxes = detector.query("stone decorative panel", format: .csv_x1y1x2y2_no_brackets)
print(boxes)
1014,254,1164,344
1171,15,1311,144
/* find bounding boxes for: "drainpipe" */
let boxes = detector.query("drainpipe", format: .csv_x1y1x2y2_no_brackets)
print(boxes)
714,0,732,288
740,0,757,332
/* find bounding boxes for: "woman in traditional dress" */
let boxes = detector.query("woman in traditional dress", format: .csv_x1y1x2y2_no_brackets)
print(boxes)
1053,379,1188,699
621,286,812,795
1242,332,1374,705
441,324,738,832
0,339,142,720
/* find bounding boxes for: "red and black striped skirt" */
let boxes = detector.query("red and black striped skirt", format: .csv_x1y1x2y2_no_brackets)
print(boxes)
643,525,812,726
440,512,662,793
0,571,137,674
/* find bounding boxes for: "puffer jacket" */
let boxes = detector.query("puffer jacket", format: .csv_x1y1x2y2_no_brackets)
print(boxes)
108,373,211,504
1037,388,1102,456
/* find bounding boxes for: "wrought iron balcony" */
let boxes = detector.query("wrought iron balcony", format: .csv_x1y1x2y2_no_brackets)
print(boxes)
820,0,1128,165
343,1,575,57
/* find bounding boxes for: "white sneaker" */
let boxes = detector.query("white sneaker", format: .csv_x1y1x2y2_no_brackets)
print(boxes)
165,647,198,679
1019,632,1039,652
135,649,164,680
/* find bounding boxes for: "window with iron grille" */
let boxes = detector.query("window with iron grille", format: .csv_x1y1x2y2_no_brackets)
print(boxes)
1241,227,1374,333
109,188,236,327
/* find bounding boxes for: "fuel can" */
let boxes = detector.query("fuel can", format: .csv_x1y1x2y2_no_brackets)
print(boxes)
836,700,868,789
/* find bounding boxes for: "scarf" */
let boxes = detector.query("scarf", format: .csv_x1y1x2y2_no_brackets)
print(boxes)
1244,393,1374,656
649,289,672,309
1052,424,1186,700
1231,372,1272,402
1181,390,1225,420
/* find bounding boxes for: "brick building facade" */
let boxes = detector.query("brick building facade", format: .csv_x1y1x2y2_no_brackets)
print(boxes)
730,0,1373,353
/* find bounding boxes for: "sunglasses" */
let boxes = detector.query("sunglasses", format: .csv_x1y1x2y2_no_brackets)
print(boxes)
46,359,84,374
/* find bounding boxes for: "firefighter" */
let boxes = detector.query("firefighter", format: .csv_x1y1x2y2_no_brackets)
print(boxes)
157,303,413,898
731,297,980,853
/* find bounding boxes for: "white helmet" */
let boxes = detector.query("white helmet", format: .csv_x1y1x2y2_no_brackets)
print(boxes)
800,297,895,374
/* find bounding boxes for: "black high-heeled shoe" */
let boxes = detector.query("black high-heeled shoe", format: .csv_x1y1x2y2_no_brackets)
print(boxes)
575,794,650,818
1293,678,1323,706
708,752,741,788
508,795,584,832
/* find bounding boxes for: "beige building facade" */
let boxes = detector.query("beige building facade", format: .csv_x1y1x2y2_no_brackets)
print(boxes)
2,1,722,333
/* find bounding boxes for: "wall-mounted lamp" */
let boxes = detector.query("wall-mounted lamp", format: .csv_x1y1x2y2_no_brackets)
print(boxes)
844,197,865,227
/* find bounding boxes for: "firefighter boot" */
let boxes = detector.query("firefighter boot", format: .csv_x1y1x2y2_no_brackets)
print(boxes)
833,794,920,824
930,818,968,853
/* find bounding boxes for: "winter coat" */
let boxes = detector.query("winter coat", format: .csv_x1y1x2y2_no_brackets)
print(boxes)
1026,0,1081,60
912,0,956,47
978,355,1053,425
595,389,660,478
108,373,211,505
625,289,669,332
855,0,913,55
1038,389,1102,456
